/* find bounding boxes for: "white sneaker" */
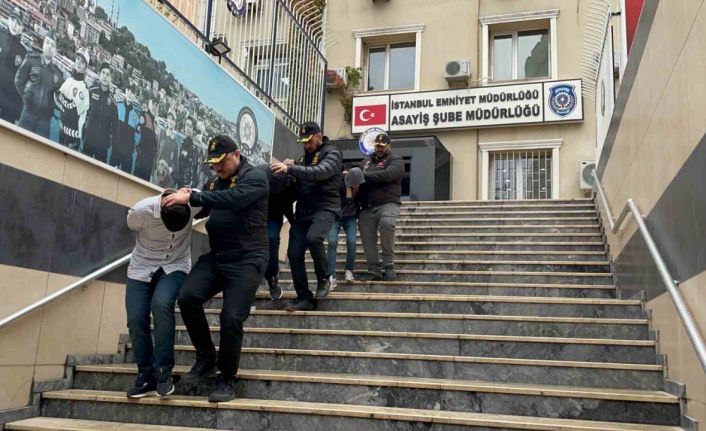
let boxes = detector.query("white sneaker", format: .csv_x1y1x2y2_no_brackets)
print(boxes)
345,270,355,282
329,275,338,292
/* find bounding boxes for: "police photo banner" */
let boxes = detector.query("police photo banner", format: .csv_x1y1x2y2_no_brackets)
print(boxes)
0,0,276,188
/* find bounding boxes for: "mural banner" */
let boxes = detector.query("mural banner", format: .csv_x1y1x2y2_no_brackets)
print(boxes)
0,0,275,188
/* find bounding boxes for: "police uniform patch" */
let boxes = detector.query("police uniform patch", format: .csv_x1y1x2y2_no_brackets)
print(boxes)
54,73,59,84
229,176,238,189
72,88,78,97
209,182,215,190
14,55,21,66
91,93,99,101
79,92,84,100
311,152,320,166
209,140,216,151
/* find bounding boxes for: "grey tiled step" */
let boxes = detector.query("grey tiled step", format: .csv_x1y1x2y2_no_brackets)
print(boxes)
376,241,606,251
276,268,615,284
396,210,598,218
166,326,655,363
71,365,680,426
402,198,594,206
362,225,602,234
271,279,616,298
305,259,611,273
355,233,603,242
4,417,212,430
206,293,641,318
328,250,609,261
399,206,595,213
37,390,684,431
396,217,599,226
180,310,649,340
135,346,664,390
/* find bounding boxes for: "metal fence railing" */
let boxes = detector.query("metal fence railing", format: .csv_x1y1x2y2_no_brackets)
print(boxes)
154,0,327,132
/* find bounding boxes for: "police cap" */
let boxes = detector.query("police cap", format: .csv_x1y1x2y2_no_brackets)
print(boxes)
204,135,237,164
297,121,321,143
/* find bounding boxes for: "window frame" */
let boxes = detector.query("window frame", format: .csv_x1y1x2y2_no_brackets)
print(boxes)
353,24,424,94
479,139,562,201
365,41,417,92
490,28,551,82
480,9,559,86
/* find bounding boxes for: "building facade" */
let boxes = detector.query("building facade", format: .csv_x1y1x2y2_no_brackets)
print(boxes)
323,0,607,201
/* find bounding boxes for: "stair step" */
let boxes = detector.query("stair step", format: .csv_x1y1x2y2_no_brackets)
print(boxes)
335,250,608,261
355,225,602,233
307,259,612,272
73,365,679,425
145,346,664,389
184,310,649,340
277,268,615,284
399,204,596,211
271,279,616,298
5,417,211,430
168,326,656,363
365,241,605,251
39,390,683,430
397,217,599,225
396,210,597,218
214,292,640,318
402,198,594,205
361,233,604,242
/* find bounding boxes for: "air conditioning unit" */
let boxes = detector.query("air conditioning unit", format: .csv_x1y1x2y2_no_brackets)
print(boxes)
444,59,471,85
325,68,346,89
580,160,596,190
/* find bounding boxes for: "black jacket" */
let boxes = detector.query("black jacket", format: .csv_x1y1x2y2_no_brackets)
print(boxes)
358,152,404,209
288,138,342,217
14,53,63,120
191,156,269,256
262,166,295,222
83,86,118,148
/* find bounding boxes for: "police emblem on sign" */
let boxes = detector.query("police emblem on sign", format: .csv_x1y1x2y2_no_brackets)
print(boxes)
548,84,577,117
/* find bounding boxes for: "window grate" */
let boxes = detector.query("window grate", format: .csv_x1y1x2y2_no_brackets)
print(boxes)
489,149,552,200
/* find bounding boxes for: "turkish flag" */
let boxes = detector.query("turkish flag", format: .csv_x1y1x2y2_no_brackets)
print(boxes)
354,104,387,126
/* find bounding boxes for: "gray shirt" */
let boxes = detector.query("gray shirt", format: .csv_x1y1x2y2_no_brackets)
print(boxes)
126,193,199,282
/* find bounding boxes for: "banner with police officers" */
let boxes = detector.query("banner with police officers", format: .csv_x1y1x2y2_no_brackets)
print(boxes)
0,0,276,188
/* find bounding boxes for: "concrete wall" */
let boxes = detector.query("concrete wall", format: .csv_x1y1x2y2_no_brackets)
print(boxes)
596,0,706,424
0,122,161,410
323,0,597,200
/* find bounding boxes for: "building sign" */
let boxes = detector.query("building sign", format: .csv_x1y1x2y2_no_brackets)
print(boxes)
352,79,583,134
0,0,275,189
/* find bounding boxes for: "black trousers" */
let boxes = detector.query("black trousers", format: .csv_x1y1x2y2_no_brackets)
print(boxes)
177,250,267,378
287,211,337,301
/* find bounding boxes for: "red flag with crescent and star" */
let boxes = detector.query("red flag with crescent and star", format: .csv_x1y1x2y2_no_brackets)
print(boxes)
354,104,387,127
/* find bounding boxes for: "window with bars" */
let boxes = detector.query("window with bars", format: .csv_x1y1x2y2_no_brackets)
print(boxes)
488,149,553,200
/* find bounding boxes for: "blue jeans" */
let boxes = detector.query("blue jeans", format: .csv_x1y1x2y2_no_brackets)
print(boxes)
125,268,186,378
327,216,357,276
266,217,283,279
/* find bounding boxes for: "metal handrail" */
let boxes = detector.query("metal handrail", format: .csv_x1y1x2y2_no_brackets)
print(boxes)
0,218,207,331
592,170,706,373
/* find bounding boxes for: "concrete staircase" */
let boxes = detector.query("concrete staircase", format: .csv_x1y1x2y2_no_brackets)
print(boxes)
4,199,688,430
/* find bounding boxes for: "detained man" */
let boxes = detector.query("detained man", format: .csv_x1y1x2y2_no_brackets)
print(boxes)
125,189,199,398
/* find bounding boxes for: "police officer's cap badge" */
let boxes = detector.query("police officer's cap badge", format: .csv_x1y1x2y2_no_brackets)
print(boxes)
209,140,217,151
548,84,577,117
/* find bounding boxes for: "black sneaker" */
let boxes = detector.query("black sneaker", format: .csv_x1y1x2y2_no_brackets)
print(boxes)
181,353,217,385
267,276,283,300
208,374,236,403
126,373,156,398
383,265,396,281
315,276,335,299
284,297,316,312
156,374,175,397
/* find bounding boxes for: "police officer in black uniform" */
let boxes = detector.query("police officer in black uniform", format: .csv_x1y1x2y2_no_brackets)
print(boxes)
271,122,342,311
83,62,118,163
0,7,26,124
174,116,201,187
15,30,63,138
164,135,269,403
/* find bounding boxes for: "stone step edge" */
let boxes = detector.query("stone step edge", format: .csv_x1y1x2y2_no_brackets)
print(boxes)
278,269,614,277
160,345,662,371
386,224,601,229
312,259,611,265
337,250,608,255
404,198,594,204
5,417,211,431
248,292,636,305
170,326,653,347
397,211,598,216
197,309,649,325
386,233,603,237
75,365,674,403
274,280,615,290
353,241,606,246
39,390,682,431
397,217,598,221
400,205,596,211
